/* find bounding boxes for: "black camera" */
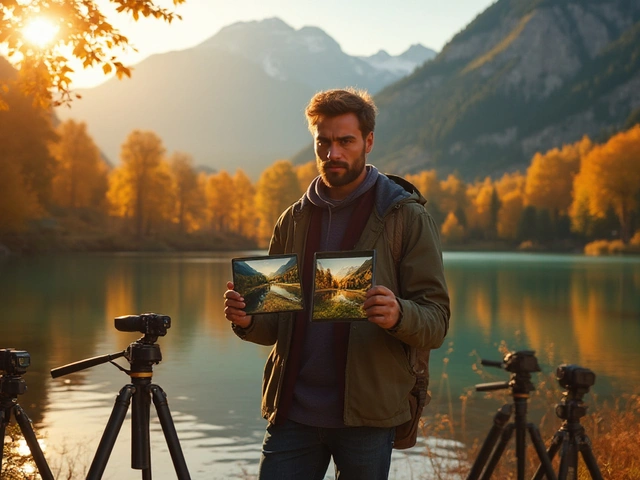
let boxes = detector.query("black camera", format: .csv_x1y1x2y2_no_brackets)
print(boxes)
115,313,171,337
0,348,31,375
502,350,541,374
556,364,595,390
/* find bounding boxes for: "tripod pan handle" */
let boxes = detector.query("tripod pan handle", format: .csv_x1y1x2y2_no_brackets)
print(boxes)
51,351,125,378
476,381,509,392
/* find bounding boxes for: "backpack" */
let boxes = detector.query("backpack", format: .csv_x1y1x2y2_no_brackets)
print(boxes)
385,174,432,450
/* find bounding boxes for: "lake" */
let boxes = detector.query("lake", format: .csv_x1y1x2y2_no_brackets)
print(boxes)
1,251,639,479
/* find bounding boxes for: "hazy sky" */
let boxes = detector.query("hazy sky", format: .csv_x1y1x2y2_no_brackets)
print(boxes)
72,0,496,88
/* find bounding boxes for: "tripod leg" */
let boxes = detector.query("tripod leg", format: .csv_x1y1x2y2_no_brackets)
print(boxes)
87,385,135,480
131,379,152,474
0,406,9,477
480,423,515,480
527,423,558,480
532,431,563,480
467,404,512,480
578,435,603,480
557,435,578,480
150,385,191,480
13,405,54,480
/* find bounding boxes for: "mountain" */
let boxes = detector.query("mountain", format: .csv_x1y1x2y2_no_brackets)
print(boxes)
270,256,298,279
292,0,640,181
233,261,262,278
359,45,437,76
56,18,435,178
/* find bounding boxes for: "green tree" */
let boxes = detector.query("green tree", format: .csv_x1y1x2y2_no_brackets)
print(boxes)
0,0,185,108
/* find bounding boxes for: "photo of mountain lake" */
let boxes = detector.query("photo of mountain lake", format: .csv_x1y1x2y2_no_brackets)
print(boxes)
232,254,303,315
312,250,375,321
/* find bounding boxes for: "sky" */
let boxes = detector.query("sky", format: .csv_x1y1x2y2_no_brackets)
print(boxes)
70,0,497,88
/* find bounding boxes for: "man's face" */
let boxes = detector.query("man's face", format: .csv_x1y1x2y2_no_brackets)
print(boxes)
313,113,374,199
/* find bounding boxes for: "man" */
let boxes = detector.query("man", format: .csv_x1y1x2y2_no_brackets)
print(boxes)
224,88,450,479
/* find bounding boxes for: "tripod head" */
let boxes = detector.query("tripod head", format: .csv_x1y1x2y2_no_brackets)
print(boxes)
0,348,30,398
475,350,541,396
555,364,595,422
50,313,171,379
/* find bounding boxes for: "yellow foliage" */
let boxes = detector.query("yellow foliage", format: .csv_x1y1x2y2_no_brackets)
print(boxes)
405,170,442,203
230,170,257,239
573,125,640,242
49,120,108,209
107,130,167,237
170,152,205,233
1,0,185,107
441,211,464,243
440,173,468,216
295,161,318,192
0,158,42,232
524,136,590,215
255,160,302,248
206,170,235,232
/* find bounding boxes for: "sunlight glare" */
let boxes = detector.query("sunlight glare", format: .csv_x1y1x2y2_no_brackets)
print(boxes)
22,17,59,48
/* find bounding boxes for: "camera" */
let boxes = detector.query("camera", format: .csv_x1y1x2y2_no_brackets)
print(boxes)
556,364,595,390
0,348,31,375
503,350,541,374
115,313,171,337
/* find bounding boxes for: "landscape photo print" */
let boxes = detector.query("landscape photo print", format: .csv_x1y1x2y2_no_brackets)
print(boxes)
231,254,304,315
312,250,376,322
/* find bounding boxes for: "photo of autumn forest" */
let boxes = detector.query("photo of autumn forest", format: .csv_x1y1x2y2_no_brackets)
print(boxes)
312,251,375,321
232,254,303,315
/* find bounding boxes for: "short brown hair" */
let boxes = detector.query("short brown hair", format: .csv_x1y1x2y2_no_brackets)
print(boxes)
305,88,378,137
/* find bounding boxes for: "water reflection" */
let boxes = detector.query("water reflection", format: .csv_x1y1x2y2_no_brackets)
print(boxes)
0,252,638,478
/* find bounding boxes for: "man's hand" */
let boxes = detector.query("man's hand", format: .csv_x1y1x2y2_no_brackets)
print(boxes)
363,285,401,330
224,281,253,329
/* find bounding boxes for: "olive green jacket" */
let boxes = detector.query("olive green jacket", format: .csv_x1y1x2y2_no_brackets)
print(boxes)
232,175,450,427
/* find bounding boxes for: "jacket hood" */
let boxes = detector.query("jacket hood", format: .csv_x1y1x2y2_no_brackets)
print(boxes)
291,170,426,219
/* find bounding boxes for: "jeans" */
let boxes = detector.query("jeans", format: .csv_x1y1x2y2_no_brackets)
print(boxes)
258,419,395,480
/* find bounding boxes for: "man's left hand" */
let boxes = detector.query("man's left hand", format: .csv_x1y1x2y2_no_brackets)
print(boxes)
363,285,401,330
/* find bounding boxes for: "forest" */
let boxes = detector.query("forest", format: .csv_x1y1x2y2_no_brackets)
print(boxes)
1,88,639,256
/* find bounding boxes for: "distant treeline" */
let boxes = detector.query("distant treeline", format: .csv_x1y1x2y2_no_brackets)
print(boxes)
1,85,639,254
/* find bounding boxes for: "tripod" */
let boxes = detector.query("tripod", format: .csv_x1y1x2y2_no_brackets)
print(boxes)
533,366,603,480
467,350,557,480
51,314,191,480
1,370,54,480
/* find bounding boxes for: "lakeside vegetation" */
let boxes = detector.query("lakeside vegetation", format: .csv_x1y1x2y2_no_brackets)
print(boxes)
1,99,639,256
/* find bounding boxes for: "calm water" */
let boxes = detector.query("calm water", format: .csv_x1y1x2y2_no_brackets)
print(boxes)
1,251,639,479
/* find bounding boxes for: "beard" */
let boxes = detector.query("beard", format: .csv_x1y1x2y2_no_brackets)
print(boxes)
317,147,366,188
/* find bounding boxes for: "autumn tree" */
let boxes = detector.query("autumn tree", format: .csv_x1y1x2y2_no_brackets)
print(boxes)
0,0,185,108
495,172,526,240
295,161,318,192
169,152,205,234
49,119,108,210
405,169,444,224
571,126,640,243
524,137,591,239
255,160,302,247
466,177,501,240
206,171,235,233
0,159,42,233
440,173,468,229
107,130,166,237
440,212,464,244
229,169,257,240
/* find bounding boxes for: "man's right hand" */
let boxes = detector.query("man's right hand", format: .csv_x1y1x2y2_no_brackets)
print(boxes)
224,281,253,328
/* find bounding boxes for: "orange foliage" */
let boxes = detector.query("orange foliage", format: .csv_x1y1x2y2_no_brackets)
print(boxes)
572,126,640,242
50,120,108,209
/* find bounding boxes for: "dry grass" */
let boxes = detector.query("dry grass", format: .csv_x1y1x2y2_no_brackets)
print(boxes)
418,343,640,480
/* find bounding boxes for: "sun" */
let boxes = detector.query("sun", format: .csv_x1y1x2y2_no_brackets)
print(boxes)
22,17,59,48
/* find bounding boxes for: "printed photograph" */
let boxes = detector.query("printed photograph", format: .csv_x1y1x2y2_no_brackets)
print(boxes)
232,254,304,315
312,251,376,321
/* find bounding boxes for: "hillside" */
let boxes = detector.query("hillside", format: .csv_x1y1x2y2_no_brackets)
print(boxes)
292,0,640,181
56,18,435,178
